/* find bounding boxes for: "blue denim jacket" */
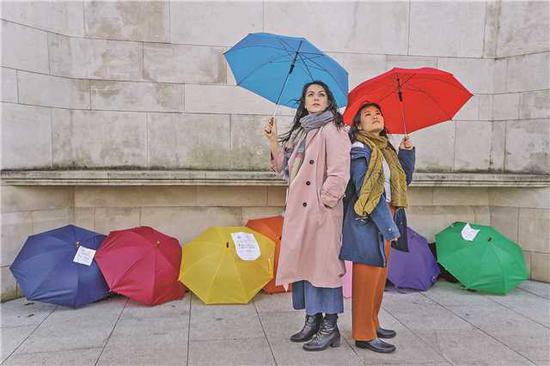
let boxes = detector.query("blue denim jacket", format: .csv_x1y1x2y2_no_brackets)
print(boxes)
340,143,415,267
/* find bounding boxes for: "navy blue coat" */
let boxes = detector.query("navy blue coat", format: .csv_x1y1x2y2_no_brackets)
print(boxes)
340,143,415,267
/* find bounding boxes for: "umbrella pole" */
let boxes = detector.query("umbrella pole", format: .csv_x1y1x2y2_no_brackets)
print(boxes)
272,41,303,118
396,75,408,137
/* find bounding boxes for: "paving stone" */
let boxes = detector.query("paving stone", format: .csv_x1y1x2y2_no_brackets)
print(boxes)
3,347,102,366
188,337,275,366
1,325,36,363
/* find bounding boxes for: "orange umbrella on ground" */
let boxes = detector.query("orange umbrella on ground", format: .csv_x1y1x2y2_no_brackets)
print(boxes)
246,215,291,294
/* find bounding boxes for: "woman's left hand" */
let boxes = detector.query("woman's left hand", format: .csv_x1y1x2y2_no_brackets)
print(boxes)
400,135,414,150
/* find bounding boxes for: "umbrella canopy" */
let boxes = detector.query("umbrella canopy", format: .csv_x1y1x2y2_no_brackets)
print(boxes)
95,226,185,306
10,225,109,308
343,67,472,134
435,222,528,294
179,226,275,304
224,32,349,110
245,215,291,294
388,227,440,291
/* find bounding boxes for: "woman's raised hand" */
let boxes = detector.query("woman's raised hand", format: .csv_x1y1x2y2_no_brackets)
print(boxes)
399,135,414,150
264,117,278,142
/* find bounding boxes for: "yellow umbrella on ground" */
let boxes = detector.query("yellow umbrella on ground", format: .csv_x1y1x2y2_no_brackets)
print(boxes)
179,226,275,304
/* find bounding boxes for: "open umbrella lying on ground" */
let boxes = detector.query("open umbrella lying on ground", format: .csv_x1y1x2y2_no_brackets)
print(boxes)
95,226,185,306
388,227,440,291
436,222,528,295
10,225,109,308
245,215,291,294
343,67,472,134
179,226,275,304
225,32,349,113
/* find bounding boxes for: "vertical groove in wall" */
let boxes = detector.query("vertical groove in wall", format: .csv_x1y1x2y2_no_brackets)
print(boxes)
407,0,412,56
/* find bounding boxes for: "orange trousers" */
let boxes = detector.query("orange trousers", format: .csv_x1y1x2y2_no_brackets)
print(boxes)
351,239,391,341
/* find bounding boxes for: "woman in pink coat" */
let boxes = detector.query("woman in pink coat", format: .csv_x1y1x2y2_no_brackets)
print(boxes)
264,81,351,352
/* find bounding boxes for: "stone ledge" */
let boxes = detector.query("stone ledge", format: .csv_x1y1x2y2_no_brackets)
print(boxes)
1,170,549,187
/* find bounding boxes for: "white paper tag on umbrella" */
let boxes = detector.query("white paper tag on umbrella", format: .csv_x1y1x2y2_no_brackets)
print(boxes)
461,223,480,242
231,232,261,261
73,246,96,266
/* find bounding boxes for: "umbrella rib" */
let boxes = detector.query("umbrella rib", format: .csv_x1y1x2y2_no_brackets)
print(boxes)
298,55,348,102
296,53,316,82
403,84,454,121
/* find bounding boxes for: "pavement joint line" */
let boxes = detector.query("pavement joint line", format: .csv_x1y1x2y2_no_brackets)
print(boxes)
418,292,538,365
186,292,192,366
381,305,456,366
2,303,58,364
483,293,550,330
339,332,364,365
252,299,278,366
93,298,129,366
517,286,550,300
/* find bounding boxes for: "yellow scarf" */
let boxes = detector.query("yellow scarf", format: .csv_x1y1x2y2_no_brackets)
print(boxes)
353,131,408,217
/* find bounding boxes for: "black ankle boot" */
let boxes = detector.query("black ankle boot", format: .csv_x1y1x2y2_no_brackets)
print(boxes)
303,314,341,351
355,338,396,353
290,313,322,342
377,327,397,339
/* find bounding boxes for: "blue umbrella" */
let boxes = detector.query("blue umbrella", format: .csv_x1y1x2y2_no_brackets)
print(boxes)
224,32,348,111
10,225,109,308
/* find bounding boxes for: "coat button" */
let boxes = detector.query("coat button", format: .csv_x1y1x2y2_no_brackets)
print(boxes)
309,159,314,164
302,202,307,207
306,181,311,185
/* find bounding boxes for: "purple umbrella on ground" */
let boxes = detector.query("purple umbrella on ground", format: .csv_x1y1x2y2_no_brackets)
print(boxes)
388,227,440,291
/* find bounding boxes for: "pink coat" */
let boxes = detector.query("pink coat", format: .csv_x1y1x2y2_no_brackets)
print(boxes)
272,122,351,288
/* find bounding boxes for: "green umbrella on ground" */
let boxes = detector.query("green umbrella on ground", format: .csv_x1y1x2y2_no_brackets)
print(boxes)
435,222,528,295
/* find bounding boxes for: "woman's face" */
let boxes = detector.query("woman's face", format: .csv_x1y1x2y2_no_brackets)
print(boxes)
358,105,384,134
304,84,329,114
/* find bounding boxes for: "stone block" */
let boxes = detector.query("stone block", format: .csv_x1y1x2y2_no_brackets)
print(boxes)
1,266,17,302
140,186,197,207
84,1,169,42
478,94,493,121
433,187,489,206
242,207,284,223
409,1,486,57
170,1,262,46
454,121,492,171
531,252,550,282
1,186,74,213
497,0,550,57
489,121,506,171
519,90,550,119
141,207,242,244
407,188,433,206
492,58,508,94
75,186,197,208
406,205,476,242
482,0,499,58
196,186,267,207
91,80,184,112
1,103,51,169
475,206,490,225
1,1,84,36
453,95,479,121
505,119,549,173
265,1,409,54
74,208,95,231
184,84,294,116
328,53,386,89
492,93,520,121
410,122,454,172
506,53,550,92
30,208,74,235
188,338,274,365
523,250,533,278
437,57,495,94
1,211,33,266
52,109,147,168
490,206,520,242
18,71,90,109
267,187,287,206
143,43,225,84
4,348,102,366
1,20,49,73
94,207,140,235
386,55,437,69
1,68,17,102
147,113,231,169
489,187,550,209
48,34,141,80
518,208,550,253
230,114,271,170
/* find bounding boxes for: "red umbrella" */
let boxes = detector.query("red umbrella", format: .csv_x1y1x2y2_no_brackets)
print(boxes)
343,67,473,134
245,215,291,294
95,226,185,306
